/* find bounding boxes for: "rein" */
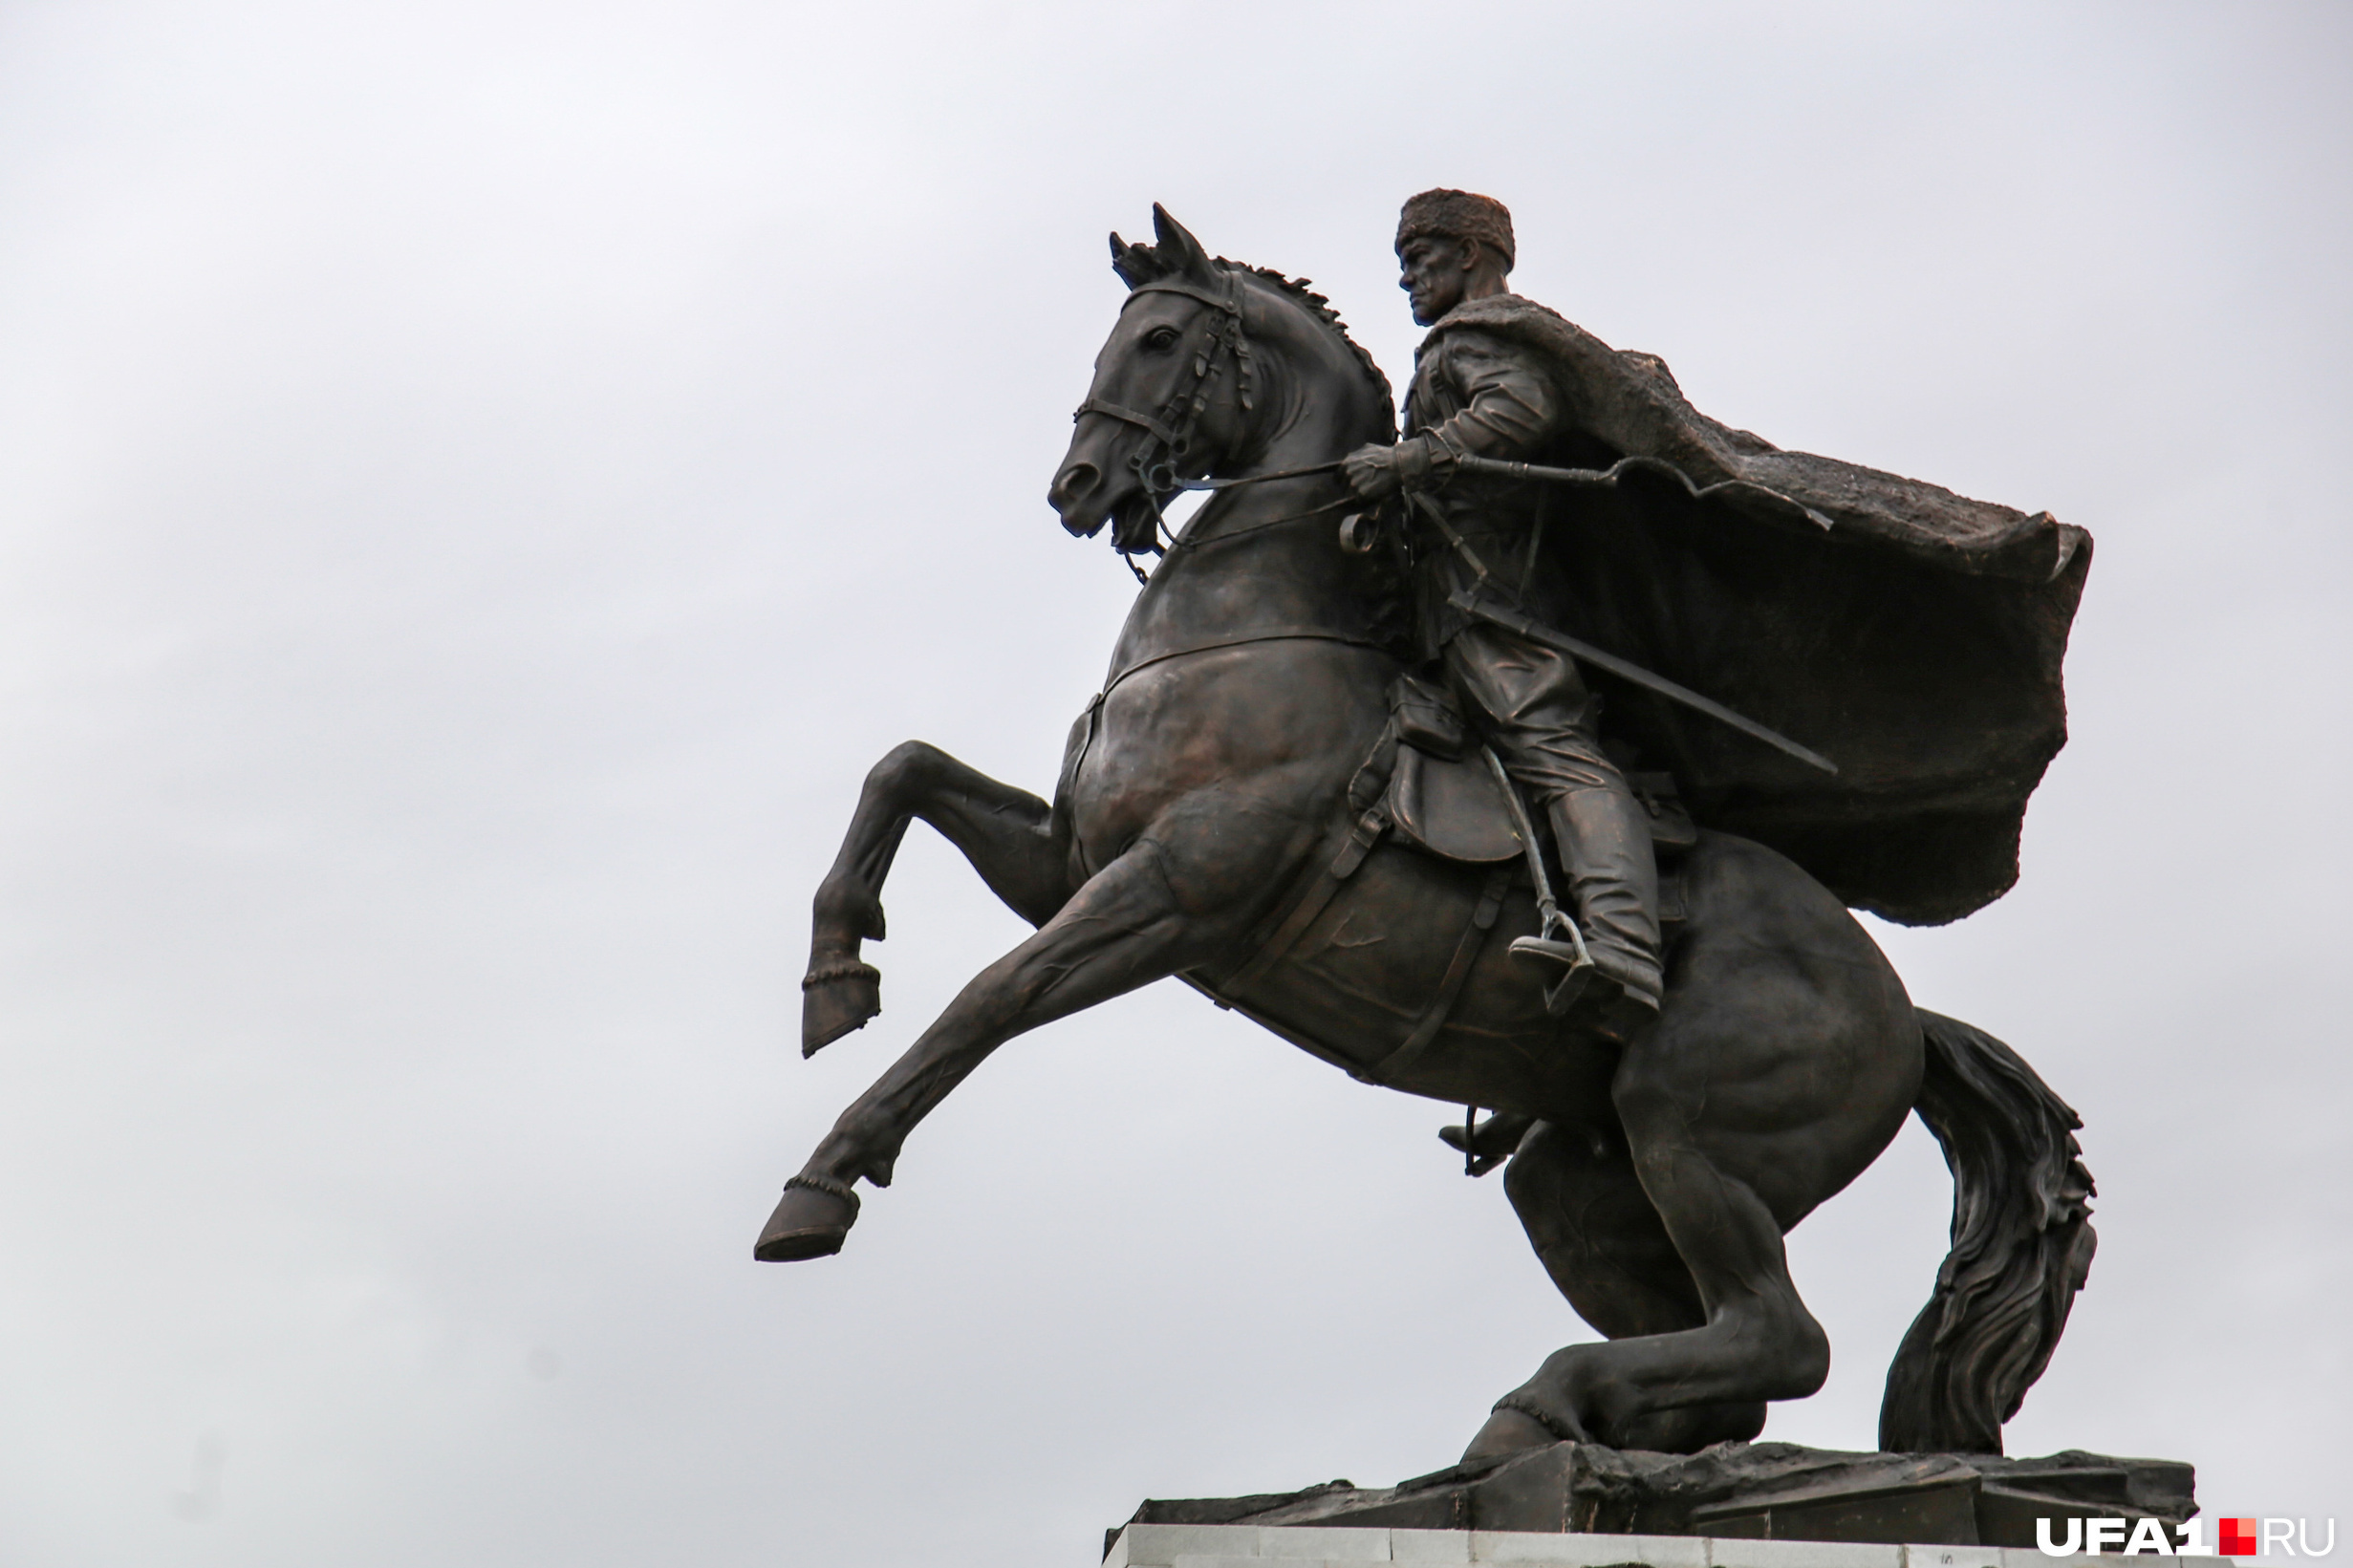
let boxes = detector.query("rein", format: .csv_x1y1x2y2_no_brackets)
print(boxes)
1165,490,1353,555
1174,459,1344,492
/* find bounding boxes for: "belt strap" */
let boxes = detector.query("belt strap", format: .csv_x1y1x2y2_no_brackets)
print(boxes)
1224,805,1390,995
1073,396,1183,450
1361,866,1513,1085
1407,489,1498,584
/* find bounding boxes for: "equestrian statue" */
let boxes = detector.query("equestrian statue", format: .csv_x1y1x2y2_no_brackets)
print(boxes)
757,194,2098,1462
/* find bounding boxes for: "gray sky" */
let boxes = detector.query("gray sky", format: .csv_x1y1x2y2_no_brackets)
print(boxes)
0,3,2346,1564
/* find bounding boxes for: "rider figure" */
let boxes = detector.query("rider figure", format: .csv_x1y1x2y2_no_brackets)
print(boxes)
1342,189,1662,1031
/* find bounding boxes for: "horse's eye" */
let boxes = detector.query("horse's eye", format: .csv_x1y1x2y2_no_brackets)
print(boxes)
1144,325,1180,352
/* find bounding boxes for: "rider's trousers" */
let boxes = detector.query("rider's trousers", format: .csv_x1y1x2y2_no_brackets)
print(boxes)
1440,621,1663,1001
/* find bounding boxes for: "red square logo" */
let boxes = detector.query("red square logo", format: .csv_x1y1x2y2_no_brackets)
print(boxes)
2219,1518,2260,1557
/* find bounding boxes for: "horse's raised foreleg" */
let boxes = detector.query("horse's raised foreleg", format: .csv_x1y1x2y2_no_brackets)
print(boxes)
759,838,1205,1260
804,741,1075,1055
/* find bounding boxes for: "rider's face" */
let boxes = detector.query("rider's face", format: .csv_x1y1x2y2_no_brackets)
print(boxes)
1398,235,1472,326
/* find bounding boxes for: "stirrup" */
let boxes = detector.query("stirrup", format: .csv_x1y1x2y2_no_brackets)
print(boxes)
1509,916,1598,1018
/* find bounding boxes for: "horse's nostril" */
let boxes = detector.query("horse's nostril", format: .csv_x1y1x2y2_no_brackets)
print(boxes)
1049,462,1101,510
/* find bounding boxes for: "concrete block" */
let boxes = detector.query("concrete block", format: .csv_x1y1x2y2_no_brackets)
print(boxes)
1109,1523,2219,1568
1472,1531,1709,1565
1111,1523,1271,1565
1260,1526,1393,1560
1706,1540,1900,1568
1901,1547,2000,1568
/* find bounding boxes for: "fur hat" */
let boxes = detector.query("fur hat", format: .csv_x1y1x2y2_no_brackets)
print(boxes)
1395,188,1515,270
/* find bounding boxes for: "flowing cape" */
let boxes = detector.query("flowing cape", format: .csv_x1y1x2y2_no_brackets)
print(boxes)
1431,295,2091,925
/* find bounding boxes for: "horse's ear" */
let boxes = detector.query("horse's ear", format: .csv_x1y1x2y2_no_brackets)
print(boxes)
1151,204,1216,284
1109,231,1163,290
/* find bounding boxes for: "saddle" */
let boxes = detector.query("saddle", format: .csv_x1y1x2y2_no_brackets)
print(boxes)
1201,677,1697,1085
1381,673,1697,881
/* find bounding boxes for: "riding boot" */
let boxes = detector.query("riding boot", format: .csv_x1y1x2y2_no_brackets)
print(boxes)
1547,785,1662,1013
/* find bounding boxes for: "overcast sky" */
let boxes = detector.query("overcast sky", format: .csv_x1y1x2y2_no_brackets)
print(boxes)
1,4,2347,1565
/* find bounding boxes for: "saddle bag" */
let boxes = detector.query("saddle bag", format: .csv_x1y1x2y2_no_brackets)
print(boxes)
1387,673,1471,762
1628,770,1699,854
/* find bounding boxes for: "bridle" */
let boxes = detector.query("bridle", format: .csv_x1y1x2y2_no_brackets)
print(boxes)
1071,271,1259,574
1071,267,1361,580
1073,272,1255,494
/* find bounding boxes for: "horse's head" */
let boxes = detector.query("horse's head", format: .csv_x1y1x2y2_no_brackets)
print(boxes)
1048,205,1260,548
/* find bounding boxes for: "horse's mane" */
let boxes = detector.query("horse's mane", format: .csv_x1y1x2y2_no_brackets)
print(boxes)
1112,211,1394,437
1223,260,1395,429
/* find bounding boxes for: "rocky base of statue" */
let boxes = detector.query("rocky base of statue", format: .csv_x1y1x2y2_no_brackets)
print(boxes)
1110,1441,2195,1556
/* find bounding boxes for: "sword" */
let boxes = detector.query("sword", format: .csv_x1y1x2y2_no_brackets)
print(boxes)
1447,591,1839,776
1449,453,1620,487
1447,451,1840,531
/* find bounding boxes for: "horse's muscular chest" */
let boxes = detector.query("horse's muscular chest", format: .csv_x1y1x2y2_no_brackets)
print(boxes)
1069,642,1391,877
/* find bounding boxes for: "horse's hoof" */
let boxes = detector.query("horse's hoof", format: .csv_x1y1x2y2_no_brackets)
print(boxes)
1461,1405,1562,1463
801,961,881,1057
753,1178,859,1262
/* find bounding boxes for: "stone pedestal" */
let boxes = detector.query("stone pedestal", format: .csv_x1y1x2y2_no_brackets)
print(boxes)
1109,1441,2199,1558
1104,1522,2229,1567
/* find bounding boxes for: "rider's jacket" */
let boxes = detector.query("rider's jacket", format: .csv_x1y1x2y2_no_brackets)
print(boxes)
1397,314,1577,659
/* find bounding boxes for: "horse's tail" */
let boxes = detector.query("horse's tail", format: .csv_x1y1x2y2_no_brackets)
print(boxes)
1877,1008,2097,1454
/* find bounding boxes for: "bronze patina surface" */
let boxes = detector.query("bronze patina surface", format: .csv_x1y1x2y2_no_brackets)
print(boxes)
758,203,2095,1465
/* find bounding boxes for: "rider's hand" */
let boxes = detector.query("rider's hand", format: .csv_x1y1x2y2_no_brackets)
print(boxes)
1342,442,1400,502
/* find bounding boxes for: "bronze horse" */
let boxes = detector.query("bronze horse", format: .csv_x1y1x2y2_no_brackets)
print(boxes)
759,208,2095,1461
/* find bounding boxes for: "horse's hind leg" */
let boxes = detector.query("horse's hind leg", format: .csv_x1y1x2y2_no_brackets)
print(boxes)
1468,1119,1767,1458
758,838,1210,1260
804,741,1074,1055
1479,1050,1835,1451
